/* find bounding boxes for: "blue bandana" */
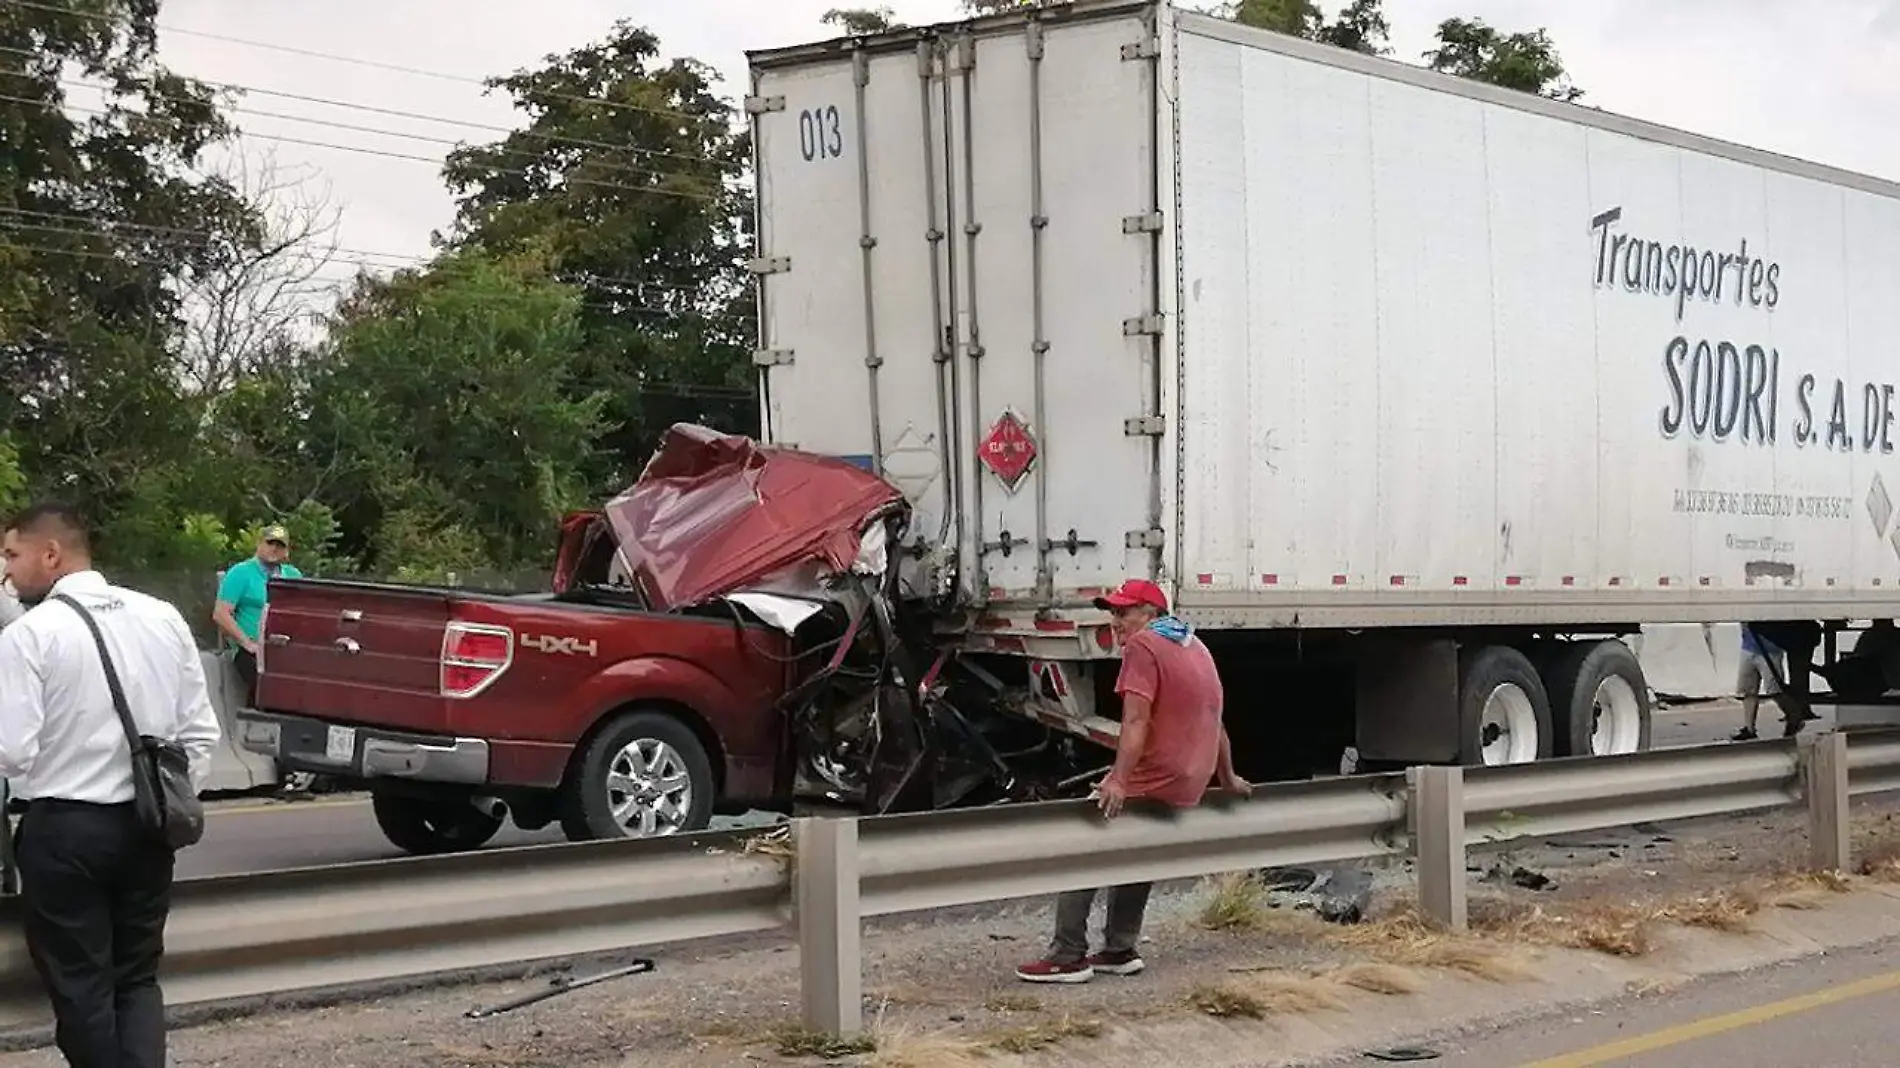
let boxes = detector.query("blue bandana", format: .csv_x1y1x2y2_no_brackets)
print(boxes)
1147,614,1193,644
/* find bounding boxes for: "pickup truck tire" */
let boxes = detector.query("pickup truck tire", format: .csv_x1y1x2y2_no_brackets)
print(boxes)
561,711,716,841
370,792,504,855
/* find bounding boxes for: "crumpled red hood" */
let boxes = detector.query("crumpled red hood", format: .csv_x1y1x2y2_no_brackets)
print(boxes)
606,423,906,611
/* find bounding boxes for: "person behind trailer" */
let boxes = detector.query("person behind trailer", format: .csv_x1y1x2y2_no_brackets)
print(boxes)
1733,622,1795,741
0,501,221,1068
211,524,301,705
1015,578,1251,984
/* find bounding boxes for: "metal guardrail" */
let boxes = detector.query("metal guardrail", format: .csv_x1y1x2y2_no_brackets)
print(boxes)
1462,738,1805,843
857,773,1407,917
0,730,1894,1040
1846,730,1900,796
0,831,787,1031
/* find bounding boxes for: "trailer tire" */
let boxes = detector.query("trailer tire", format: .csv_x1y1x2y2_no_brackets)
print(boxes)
560,710,716,842
1547,640,1652,757
371,792,503,855
1459,645,1553,766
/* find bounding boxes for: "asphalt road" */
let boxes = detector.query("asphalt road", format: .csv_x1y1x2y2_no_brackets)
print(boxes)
1385,934,1900,1067
176,799,781,880
173,699,1789,880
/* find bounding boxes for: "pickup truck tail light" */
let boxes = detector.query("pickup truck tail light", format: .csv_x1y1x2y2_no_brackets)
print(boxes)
441,622,514,698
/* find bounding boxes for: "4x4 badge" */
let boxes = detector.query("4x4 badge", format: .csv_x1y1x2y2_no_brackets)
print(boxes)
520,634,598,657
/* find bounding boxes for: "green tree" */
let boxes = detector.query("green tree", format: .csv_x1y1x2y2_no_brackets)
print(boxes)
304,251,607,573
0,0,285,566
1425,17,1583,101
822,7,901,34
442,21,755,493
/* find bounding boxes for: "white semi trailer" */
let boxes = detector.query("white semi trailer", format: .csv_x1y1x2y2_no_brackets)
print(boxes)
744,0,1900,780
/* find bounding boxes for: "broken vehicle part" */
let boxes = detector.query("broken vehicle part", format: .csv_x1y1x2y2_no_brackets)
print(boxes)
465,959,655,1018
1260,865,1374,924
606,423,905,612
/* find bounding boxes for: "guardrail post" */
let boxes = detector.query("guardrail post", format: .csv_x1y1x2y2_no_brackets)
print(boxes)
795,816,862,1036
1412,765,1466,931
1806,730,1851,873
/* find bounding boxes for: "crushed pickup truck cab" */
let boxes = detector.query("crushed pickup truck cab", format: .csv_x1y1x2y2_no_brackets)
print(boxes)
239,425,1091,854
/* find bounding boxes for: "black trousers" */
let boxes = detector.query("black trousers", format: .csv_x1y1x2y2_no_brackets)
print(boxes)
233,648,259,706
16,799,175,1068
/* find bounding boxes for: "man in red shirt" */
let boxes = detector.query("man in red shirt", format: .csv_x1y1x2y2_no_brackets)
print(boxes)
1016,578,1249,983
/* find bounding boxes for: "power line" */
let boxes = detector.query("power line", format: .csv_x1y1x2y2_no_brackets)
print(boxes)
0,207,750,298
0,44,740,171
0,0,736,129
0,89,739,206
2,239,757,328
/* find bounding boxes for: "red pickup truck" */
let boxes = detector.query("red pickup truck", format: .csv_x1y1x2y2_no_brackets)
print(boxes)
237,426,1079,854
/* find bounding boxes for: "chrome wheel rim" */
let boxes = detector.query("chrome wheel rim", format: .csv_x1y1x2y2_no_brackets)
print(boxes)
606,738,693,837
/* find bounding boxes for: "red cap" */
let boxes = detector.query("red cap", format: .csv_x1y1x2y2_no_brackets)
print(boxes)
1093,578,1169,613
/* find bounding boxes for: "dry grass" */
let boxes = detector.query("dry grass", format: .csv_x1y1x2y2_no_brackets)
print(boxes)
772,1026,878,1059
1658,890,1761,934
1860,853,1900,882
984,1016,1104,1055
866,1028,986,1068
1195,872,1274,931
1508,902,1659,957
1329,961,1426,996
1185,971,1347,1020
1326,908,1529,980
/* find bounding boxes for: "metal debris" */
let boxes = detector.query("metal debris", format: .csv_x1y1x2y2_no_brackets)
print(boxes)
465,959,655,1018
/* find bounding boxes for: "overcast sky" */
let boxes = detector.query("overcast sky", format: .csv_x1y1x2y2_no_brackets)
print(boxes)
130,0,1900,281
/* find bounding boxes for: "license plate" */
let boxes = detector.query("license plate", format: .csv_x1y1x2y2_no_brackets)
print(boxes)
324,725,357,764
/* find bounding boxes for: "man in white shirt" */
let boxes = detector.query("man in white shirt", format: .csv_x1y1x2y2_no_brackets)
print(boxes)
0,577,20,629
0,502,221,1068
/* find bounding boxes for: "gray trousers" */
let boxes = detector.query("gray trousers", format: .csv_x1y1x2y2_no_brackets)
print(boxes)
1049,882,1153,963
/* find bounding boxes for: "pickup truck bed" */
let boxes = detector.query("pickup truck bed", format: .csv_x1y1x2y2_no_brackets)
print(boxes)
241,576,795,852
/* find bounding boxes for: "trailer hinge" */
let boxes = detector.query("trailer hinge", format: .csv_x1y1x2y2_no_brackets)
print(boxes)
752,348,795,367
1122,212,1163,234
744,94,786,115
1124,415,1165,436
982,531,1031,557
747,255,792,275
1126,529,1167,550
1121,37,1160,61
952,35,977,71
1122,314,1164,337
1043,529,1099,557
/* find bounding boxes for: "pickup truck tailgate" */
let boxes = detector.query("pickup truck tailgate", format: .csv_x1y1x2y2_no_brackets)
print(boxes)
257,579,454,733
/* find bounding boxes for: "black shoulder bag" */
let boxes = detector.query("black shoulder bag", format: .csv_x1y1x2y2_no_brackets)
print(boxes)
53,594,206,850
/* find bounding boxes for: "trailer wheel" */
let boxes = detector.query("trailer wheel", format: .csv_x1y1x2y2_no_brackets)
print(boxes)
1459,646,1553,766
560,710,716,842
1547,640,1652,757
371,791,503,855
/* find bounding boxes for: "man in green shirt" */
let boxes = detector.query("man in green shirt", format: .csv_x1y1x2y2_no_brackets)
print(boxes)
213,524,303,704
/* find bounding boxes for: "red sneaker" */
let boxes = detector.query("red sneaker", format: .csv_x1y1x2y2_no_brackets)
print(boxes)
1087,949,1145,976
1015,958,1094,984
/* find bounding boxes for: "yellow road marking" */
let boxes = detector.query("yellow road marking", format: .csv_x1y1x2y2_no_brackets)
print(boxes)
1523,967,1900,1067
208,796,369,818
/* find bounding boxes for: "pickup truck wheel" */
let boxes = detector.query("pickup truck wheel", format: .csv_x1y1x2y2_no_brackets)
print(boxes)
561,711,715,841
370,792,504,855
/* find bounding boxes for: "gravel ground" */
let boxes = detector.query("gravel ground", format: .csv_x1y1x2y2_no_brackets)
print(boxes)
5,793,1900,1068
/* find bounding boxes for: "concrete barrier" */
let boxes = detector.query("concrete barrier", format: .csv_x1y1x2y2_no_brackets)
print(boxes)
200,650,279,794
1631,623,1738,701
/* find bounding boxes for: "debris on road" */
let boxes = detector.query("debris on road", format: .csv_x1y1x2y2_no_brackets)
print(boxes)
465,959,655,1018
1260,865,1375,924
